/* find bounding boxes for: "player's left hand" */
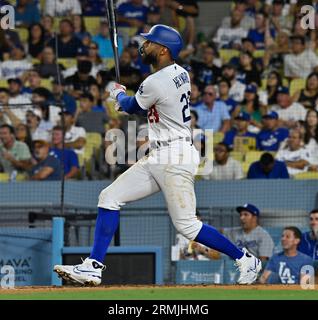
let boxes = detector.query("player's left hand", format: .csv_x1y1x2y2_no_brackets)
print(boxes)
108,82,126,100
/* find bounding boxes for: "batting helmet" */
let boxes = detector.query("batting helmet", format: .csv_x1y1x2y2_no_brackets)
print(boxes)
140,24,183,60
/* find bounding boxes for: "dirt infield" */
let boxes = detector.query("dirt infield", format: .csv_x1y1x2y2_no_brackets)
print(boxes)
0,284,314,294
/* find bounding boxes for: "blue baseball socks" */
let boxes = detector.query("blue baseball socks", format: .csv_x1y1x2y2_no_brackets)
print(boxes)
195,224,243,260
90,208,119,263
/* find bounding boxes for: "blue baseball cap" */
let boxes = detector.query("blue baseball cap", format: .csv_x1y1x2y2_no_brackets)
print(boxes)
236,203,260,216
262,111,279,120
235,111,251,121
277,86,289,95
245,84,257,94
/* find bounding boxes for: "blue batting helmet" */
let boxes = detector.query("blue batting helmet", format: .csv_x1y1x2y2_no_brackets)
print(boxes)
139,24,183,60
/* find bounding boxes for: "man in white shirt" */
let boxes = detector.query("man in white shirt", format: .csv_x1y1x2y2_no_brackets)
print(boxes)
284,35,318,79
201,142,244,180
222,63,246,102
62,108,86,155
276,129,314,176
45,0,82,16
221,4,255,31
271,86,307,127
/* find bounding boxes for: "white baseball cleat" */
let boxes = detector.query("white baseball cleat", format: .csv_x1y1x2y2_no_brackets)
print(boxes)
235,248,262,284
54,258,106,286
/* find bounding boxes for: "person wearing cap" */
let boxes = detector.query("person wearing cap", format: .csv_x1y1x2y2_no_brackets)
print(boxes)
223,204,274,262
30,139,62,181
223,111,256,149
247,152,289,179
256,110,289,151
116,0,148,29
0,124,32,175
191,45,221,89
64,60,97,99
259,226,313,284
298,209,318,263
222,63,246,102
196,85,231,132
47,19,82,58
14,0,40,28
76,93,108,135
0,44,32,80
284,35,318,80
26,108,50,142
271,86,307,127
275,128,315,176
201,142,244,180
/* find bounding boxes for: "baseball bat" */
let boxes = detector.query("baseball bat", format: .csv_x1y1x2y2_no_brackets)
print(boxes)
105,0,120,82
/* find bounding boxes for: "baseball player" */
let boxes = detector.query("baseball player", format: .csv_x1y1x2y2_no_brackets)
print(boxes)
54,25,261,285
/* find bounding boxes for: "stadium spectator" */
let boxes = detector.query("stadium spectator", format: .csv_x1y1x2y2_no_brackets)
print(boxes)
92,19,124,59
50,126,79,180
247,152,289,179
117,0,149,29
233,84,263,132
33,46,65,80
47,19,83,58
76,93,108,135
0,87,22,127
284,35,318,80
0,124,32,174
147,0,178,28
8,77,32,110
0,44,32,79
223,111,256,149
189,83,202,108
257,111,289,151
260,226,313,284
191,46,221,89
271,86,307,128
51,78,77,117
220,1,254,31
237,50,261,86
216,78,238,115
45,0,82,17
275,128,314,177
221,63,246,102
82,0,106,16
62,108,86,155
15,0,40,28
87,42,104,76
292,72,318,110
64,60,97,99
247,11,275,50
15,123,33,153
201,142,244,180
21,69,42,94
303,110,318,163
30,139,61,181
258,71,283,107
40,15,54,41
195,85,231,132
299,209,318,262
213,9,248,49
89,83,107,113
72,15,91,43
223,203,274,262
27,23,46,59
268,0,293,33
127,38,150,78
26,108,50,142
110,49,142,92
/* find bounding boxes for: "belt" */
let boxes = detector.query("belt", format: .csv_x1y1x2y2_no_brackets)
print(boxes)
150,136,193,149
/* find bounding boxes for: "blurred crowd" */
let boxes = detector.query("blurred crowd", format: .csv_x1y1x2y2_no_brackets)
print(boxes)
0,0,318,181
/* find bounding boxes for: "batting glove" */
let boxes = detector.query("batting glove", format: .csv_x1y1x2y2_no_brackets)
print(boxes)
108,82,126,100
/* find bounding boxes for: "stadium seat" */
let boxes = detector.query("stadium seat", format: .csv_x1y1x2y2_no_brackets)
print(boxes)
16,173,27,181
219,49,239,64
294,172,318,180
86,132,102,151
241,162,251,175
32,58,40,65
253,50,265,58
102,58,115,70
0,173,9,182
0,79,9,88
40,79,53,90
233,136,256,152
16,28,28,43
230,151,244,162
244,151,264,164
213,132,224,145
289,78,306,96
126,89,135,96
58,58,77,69
84,17,101,35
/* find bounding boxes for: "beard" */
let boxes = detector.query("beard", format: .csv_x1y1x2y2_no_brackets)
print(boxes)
141,51,157,65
